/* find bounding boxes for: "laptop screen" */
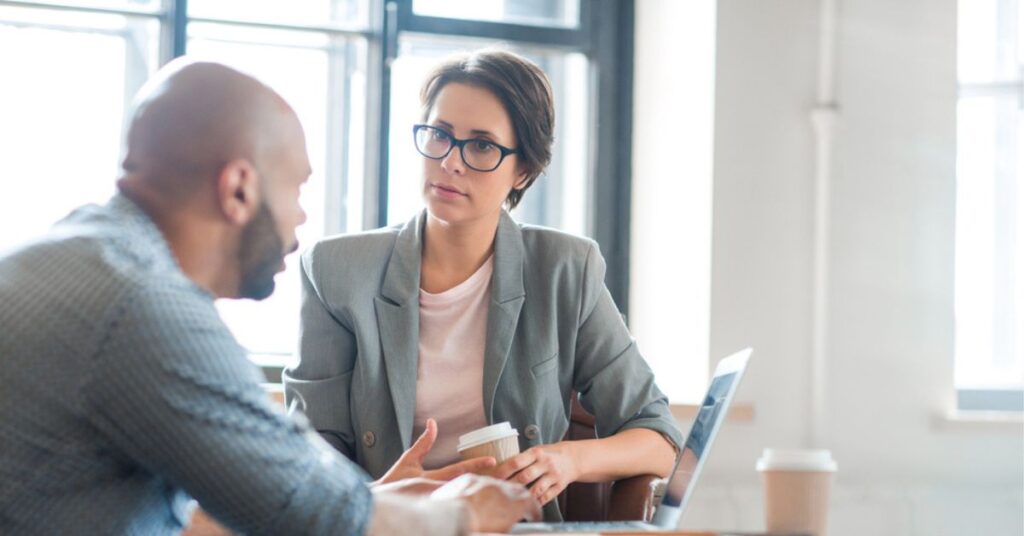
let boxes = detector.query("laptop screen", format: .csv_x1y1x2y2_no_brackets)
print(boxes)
649,347,751,530
661,370,738,509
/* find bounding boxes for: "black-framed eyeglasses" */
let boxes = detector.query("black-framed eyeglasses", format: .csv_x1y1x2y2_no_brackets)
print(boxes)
412,124,519,173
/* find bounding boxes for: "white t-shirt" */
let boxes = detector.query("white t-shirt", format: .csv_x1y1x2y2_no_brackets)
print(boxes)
412,255,494,469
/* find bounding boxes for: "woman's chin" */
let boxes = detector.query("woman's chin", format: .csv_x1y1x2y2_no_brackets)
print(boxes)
425,200,469,224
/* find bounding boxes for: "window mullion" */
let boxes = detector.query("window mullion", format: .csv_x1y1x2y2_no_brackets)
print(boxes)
169,0,185,58
373,0,399,227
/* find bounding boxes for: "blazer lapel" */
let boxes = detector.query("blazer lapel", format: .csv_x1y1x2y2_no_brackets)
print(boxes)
483,211,526,422
374,211,424,450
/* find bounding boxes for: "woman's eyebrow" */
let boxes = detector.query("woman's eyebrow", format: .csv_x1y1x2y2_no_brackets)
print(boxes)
432,119,501,139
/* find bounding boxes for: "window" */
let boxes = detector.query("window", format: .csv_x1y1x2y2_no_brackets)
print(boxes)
955,0,1024,410
0,0,633,370
183,1,371,364
0,3,160,254
629,0,717,403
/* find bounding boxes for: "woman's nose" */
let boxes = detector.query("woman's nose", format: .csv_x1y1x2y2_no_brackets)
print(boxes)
440,145,466,174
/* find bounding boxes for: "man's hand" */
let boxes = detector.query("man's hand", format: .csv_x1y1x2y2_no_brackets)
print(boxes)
431,474,542,533
374,419,496,486
372,477,446,496
489,442,581,505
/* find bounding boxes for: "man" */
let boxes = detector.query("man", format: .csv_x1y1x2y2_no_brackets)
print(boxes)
0,59,538,535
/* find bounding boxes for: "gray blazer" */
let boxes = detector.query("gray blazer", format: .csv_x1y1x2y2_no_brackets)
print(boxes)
284,210,682,516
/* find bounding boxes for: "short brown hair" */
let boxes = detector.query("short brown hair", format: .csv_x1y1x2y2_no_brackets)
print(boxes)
420,49,555,210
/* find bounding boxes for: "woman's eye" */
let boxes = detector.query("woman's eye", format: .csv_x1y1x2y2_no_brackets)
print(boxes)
472,140,495,152
431,130,448,141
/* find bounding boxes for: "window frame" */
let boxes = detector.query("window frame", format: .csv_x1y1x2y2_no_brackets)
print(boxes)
954,0,1024,411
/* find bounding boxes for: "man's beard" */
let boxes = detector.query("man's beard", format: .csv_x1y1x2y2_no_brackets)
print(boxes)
238,202,287,300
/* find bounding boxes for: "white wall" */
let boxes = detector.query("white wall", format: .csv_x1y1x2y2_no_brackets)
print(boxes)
633,0,1024,534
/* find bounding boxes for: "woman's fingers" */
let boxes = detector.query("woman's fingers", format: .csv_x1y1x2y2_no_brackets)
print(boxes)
528,475,560,504
513,463,546,486
538,481,565,506
489,450,537,480
512,448,552,485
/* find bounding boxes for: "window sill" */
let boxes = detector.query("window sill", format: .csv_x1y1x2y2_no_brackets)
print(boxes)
670,402,755,423
932,410,1023,433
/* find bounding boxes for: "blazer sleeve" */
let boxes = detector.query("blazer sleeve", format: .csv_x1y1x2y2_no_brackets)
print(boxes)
571,241,685,451
283,248,358,459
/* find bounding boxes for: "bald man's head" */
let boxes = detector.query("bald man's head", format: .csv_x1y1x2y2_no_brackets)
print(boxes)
118,59,311,300
122,59,301,201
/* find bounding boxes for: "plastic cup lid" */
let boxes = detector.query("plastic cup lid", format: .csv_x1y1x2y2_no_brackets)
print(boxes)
457,422,518,451
756,448,837,472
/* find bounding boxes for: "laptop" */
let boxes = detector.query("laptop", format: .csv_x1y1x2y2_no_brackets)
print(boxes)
511,347,753,534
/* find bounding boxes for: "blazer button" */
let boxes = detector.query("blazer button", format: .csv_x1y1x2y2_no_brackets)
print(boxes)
362,431,376,448
524,424,540,441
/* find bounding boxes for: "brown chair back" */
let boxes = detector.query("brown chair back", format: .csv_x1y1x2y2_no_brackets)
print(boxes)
556,394,663,522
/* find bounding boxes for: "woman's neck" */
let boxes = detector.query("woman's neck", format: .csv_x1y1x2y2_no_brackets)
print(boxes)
420,211,499,294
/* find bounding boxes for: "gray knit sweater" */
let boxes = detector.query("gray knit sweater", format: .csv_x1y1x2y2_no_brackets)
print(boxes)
0,194,372,535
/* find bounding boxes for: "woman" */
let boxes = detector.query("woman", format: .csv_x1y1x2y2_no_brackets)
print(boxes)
284,49,682,520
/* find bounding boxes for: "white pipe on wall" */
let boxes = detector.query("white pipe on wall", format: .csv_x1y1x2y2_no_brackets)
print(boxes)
809,0,840,448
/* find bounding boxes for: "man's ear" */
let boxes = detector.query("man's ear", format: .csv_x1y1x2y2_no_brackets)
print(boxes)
217,159,260,225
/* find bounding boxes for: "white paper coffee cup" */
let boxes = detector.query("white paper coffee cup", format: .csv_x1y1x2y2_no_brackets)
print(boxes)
757,449,837,536
457,422,520,467
756,448,837,473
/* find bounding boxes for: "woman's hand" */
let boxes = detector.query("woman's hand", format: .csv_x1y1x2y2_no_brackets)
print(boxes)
373,419,497,486
489,442,581,505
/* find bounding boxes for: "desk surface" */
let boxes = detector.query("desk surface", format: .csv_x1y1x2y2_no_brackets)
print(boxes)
483,528,794,532
483,533,715,536
496,533,716,536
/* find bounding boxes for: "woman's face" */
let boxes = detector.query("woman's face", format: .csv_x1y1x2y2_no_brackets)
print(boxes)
421,82,525,227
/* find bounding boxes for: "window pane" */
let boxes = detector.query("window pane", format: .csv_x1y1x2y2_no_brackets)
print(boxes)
0,6,159,253
630,0,717,403
189,0,368,28
954,94,1023,390
188,23,367,359
15,0,161,13
958,0,1019,84
1019,0,1024,65
413,0,579,28
386,36,590,237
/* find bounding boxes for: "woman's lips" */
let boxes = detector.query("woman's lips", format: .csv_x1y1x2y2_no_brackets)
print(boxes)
431,183,467,199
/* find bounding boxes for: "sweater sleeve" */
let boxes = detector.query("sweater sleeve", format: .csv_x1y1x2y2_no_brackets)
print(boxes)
81,284,372,536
